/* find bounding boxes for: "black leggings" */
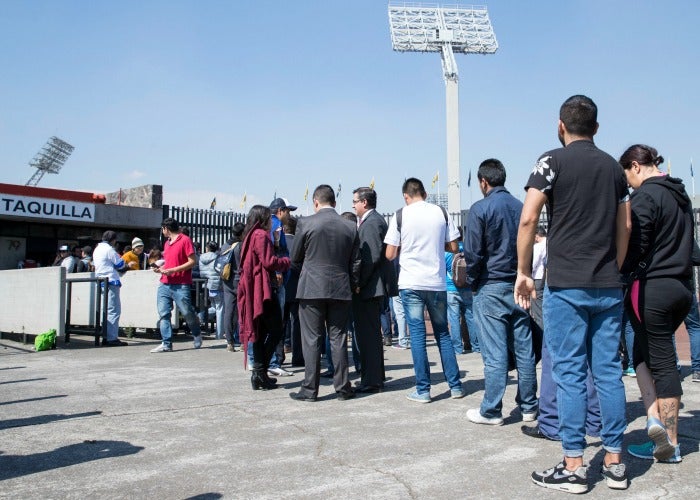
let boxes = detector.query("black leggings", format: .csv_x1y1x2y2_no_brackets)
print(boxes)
626,277,692,398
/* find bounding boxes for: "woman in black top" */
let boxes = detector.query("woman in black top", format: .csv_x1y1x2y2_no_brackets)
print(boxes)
620,144,694,463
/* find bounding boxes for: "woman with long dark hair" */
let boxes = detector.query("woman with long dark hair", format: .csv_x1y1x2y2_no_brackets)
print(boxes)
237,205,290,390
620,144,694,463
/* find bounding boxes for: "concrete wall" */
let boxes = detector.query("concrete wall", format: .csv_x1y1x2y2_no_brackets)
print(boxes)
95,204,162,230
0,267,65,338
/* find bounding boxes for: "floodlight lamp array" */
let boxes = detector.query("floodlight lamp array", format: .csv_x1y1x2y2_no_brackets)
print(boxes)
29,136,74,174
388,3,498,55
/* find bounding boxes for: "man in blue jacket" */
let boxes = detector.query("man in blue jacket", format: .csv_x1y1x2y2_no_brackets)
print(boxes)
463,159,537,426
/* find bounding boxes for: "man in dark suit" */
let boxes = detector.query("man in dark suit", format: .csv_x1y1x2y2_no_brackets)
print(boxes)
351,187,397,392
289,184,361,402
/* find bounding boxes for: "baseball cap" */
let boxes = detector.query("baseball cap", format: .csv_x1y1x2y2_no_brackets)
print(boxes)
59,245,70,252
269,197,297,212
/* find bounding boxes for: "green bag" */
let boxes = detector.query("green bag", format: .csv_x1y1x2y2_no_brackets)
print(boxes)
35,329,57,352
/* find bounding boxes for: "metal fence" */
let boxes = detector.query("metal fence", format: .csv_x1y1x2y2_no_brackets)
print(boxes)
163,205,247,247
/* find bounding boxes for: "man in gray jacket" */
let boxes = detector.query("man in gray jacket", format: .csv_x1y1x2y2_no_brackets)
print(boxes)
289,184,361,402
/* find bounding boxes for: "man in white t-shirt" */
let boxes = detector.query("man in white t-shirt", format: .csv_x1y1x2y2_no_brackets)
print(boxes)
93,230,128,347
384,177,463,403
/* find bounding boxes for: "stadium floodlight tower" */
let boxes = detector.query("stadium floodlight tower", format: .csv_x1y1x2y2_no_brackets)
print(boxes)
388,2,498,213
26,136,75,187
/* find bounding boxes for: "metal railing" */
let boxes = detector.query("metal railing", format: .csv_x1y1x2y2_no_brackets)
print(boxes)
64,276,110,346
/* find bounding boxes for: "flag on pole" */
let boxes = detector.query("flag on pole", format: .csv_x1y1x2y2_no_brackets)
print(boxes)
369,177,375,190
240,192,247,208
431,171,439,188
467,170,472,187
336,183,342,198
209,197,216,210
303,185,309,201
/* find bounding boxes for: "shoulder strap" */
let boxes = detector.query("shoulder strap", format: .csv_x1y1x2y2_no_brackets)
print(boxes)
395,208,403,233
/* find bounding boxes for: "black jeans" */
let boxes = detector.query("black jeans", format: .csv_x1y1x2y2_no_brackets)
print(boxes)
627,277,692,398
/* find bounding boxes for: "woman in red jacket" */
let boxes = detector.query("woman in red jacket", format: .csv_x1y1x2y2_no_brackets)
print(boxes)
237,205,291,390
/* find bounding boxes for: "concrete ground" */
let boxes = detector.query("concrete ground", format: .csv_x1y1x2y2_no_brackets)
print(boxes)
1,333,698,499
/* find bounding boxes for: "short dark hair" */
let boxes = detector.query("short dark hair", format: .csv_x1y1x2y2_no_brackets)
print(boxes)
477,158,506,187
206,241,219,252
402,178,426,198
352,187,377,209
102,230,118,243
313,184,336,205
231,221,245,239
536,226,547,237
161,218,180,232
560,95,598,137
283,217,297,234
341,211,357,223
619,144,664,170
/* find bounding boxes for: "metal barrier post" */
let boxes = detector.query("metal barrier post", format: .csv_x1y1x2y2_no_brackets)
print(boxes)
65,280,73,343
101,278,109,346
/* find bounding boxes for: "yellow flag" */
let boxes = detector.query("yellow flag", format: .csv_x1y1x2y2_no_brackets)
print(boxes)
431,171,439,188
239,192,247,208
369,177,375,190
303,185,308,201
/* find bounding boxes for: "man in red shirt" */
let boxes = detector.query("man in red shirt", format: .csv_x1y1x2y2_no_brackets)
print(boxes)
151,217,203,352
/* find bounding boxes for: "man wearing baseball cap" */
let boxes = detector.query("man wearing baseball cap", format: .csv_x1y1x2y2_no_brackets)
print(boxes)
56,244,78,273
264,197,297,377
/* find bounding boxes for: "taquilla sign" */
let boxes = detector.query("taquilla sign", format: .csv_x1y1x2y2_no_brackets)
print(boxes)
1,195,95,222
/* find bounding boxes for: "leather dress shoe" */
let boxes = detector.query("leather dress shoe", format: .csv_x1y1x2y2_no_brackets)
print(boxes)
289,392,316,402
355,384,383,394
521,424,557,441
337,390,356,400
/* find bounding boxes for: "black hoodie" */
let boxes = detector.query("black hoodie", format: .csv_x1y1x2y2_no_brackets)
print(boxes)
622,175,695,280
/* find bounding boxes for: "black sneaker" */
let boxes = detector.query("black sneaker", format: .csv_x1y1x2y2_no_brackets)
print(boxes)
532,461,588,494
601,462,628,490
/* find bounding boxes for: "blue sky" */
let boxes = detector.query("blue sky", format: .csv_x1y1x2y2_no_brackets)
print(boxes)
1,1,699,214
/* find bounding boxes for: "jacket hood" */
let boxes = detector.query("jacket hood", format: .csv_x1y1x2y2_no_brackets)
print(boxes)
643,175,691,211
199,252,217,265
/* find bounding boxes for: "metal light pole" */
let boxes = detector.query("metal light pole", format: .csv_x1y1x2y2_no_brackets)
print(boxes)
389,3,498,213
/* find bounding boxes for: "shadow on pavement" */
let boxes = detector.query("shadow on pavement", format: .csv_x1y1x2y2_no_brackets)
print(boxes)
0,410,102,430
0,440,144,481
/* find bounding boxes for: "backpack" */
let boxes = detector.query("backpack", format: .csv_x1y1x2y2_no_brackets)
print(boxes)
217,242,240,281
451,252,468,288
394,205,448,233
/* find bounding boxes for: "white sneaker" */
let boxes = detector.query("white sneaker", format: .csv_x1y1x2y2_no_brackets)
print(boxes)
193,336,202,349
466,408,503,426
268,367,293,377
522,411,538,422
150,344,172,353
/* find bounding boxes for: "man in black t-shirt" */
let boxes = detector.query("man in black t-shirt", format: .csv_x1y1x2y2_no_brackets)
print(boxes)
514,95,631,493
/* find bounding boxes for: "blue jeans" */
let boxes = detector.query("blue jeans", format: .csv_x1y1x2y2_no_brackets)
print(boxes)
157,284,202,348
400,289,461,394
538,341,601,440
104,284,121,342
621,309,635,369
447,288,479,354
391,295,409,347
473,281,537,419
269,287,285,369
209,292,224,339
544,286,626,457
684,294,700,372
